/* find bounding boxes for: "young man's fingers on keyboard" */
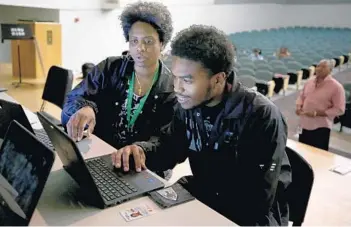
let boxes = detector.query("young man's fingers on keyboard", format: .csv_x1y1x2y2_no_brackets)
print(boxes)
135,145,147,170
111,152,116,166
122,146,131,171
131,145,142,172
140,152,147,170
112,150,122,168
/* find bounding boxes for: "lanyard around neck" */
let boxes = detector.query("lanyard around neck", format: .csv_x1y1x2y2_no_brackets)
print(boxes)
127,67,159,130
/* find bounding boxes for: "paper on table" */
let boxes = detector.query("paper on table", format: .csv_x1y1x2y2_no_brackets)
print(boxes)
330,156,351,175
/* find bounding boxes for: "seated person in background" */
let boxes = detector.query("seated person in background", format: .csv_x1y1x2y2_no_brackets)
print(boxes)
250,48,264,61
61,1,175,179
113,25,292,226
296,59,345,151
81,62,95,79
276,47,291,59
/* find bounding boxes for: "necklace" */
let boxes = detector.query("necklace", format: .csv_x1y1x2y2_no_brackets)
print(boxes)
135,73,142,96
127,67,159,130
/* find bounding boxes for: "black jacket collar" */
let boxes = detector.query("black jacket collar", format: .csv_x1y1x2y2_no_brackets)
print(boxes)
122,55,174,94
183,80,256,120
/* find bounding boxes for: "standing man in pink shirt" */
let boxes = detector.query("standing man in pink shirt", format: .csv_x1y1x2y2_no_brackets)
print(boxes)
296,59,345,150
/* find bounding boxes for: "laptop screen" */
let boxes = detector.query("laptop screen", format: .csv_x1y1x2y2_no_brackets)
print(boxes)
37,112,105,207
38,112,81,168
0,99,34,139
0,121,54,225
37,113,99,188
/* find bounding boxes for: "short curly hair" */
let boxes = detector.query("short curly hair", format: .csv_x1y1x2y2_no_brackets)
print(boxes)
171,25,235,76
119,1,173,46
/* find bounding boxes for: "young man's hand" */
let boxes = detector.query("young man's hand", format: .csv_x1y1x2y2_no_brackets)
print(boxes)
111,145,147,172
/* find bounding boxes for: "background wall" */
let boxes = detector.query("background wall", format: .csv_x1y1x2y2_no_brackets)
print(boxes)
59,3,283,71
281,4,351,28
0,5,59,63
0,0,101,10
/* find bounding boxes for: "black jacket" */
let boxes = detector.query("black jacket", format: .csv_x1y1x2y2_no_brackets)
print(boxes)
136,82,292,226
61,55,176,149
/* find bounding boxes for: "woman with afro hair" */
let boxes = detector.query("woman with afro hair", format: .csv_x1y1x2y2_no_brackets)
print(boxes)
62,1,175,179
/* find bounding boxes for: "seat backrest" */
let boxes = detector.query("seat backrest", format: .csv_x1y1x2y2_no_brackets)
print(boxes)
254,59,268,66
241,62,256,70
286,146,314,226
255,70,274,81
311,55,323,64
265,55,276,62
286,61,304,71
298,58,313,67
42,65,74,109
343,83,351,93
345,90,351,103
273,65,289,75
269,59,285,67
238,68,255,77
238,75,256,88
321,52,334,59
257,64,273,72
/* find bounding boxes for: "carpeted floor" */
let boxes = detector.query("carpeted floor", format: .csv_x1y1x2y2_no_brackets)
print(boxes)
273,65,351,158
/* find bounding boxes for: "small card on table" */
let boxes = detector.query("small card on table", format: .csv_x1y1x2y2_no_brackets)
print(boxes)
119,203,157,222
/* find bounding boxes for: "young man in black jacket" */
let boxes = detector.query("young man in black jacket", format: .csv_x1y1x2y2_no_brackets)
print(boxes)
112,25,292,226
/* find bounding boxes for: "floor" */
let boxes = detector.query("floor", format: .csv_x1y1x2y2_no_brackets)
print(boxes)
0,63,81,120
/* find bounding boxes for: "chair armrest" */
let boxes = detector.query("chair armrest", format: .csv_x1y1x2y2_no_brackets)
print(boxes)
282,75,290,92
308,66,315,79
267,80,276,98
256,80,268,85
339,56,345,65
296,70,303,90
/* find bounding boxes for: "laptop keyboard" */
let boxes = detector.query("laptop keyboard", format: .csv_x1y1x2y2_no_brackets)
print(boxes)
86,158,138,202
34,128,55,150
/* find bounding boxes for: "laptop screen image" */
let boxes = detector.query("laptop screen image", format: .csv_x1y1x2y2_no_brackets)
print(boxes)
0,99,34,139
0,121,54,226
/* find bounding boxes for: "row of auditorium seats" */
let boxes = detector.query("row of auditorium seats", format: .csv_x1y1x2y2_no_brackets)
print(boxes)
231,26,351,98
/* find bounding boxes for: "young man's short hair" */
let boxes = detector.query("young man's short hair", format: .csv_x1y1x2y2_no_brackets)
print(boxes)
170,25,235,76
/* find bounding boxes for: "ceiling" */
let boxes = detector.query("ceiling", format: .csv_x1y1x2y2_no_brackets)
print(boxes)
215,0,351,4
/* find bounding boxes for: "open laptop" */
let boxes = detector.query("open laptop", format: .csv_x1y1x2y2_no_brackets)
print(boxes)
0,99,54,150
0,120,55,226
37,112,165,209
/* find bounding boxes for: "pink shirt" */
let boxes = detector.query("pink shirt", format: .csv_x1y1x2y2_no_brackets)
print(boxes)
296,75,345,130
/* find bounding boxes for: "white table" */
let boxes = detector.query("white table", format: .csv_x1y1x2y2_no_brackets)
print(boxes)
29,133,234,226
287,139,351,226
